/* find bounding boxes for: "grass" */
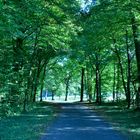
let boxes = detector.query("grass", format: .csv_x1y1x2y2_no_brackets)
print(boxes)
0,102,59,140
88,102,140,140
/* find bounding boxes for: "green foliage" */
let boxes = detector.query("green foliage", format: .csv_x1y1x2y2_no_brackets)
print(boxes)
0,0,81,116
1,0,140,117
45,57,81,98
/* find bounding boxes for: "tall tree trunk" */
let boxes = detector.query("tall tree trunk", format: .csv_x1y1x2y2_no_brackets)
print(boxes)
12,38,24,108
99,74,101,104
113,40,127,99
116,64,120,102
13,38,23,71
23,54,37,110
126,30,131,108
23,66,32,111
80,67,85,102
30,68,36,101
93,84,96,101
95,64,100,103
131,13,140,109
86,68,93,103
33,60,42,102
65,83,69,101
65,75,71,101
113,61,116,102
40,65,46,102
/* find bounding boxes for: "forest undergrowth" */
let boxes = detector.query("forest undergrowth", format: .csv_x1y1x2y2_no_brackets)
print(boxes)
88,102,140,140
0,102,59,140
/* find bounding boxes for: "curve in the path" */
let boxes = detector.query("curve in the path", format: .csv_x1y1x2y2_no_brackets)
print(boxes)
40,103,128,140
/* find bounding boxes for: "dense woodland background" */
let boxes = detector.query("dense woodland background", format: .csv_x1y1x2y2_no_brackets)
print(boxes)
0,0,140,116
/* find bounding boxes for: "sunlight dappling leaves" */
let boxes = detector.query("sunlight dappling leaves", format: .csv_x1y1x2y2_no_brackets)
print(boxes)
1,0,140,117
0,0,81,116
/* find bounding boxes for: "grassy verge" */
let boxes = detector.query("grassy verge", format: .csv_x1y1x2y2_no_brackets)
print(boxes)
0,102,59,140
88,102,140,140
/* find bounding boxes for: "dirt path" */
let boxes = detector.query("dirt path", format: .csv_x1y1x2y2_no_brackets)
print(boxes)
40,103,128,140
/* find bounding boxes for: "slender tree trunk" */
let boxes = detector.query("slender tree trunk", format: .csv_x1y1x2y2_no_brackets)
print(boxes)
33,86,37,102
24,55,37,110
87,68,92,103
12,38,25,108
40,65,46,102
64,74,71,101
131,13,140,109
126,30,131,108
52,92,54,100
84,74,88,98
116,64,120,102
80,68,85,102
95,64,100,103
113,61,116,102
30,68,36,101
65,82,69,101
112,38,129,103
23,68,32,111
33,60,42,102
99,74,102,104
40,85,43,102
93,84,96,101
113,40,127,99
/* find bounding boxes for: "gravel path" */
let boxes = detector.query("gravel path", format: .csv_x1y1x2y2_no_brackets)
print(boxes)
41,103,128,140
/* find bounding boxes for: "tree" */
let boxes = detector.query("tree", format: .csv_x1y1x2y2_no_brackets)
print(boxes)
0,0,81,115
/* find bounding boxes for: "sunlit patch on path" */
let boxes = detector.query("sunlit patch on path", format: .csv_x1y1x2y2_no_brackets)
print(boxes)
40,103,128,140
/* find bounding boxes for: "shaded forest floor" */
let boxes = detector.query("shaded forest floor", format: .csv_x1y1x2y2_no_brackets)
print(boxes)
0,102,59,140
88,102,140,140
1,101,140,140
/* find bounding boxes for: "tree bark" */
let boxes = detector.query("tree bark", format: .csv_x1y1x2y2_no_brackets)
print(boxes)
65,74,71,101
52,92,54,100
40,65,46,102
65,83,69,101
113,61,116,102
33,60,42,102
113,40,127,99
99,74,101,104
95,63,100,104
80,68,85,102
116,64,120,102
87,68,92,103
126,30,131,108
116,49,127,94
131,13,140,109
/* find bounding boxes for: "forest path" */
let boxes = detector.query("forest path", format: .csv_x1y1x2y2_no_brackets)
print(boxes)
40,103,128,140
